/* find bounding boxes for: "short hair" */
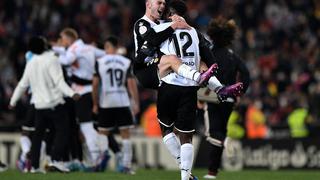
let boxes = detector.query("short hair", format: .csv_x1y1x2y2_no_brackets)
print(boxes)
28,36,47,54
207,16,237,47
105,36,118,47
61,28,78,40
169,0,187,17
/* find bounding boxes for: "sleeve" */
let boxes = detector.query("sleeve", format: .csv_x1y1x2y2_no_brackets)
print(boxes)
135,19,174,47
58,49,77,65
235,54,251,93
94,47,106,58
197,31,217,66
52,46,66,55
10,65,30,106
48,55,75,97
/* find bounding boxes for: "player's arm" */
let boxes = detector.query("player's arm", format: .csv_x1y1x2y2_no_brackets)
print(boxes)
48,54,76,98
126,64,140,115
235,54,250,93
94,47,106,58
197,31,217,66
9,64,31,108
92,60,100,114
57,49,77,65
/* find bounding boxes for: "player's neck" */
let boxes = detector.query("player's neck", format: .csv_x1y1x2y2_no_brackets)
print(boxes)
145,12,156,22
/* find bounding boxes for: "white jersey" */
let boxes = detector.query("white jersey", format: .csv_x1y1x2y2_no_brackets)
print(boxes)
155,22,201,87
95,54,132,108
53,39,105,95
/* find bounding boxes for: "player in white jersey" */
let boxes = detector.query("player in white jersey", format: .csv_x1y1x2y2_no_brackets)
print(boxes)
52,28,106,168
133,0,217,90
153,1,243,180
92,36,139,174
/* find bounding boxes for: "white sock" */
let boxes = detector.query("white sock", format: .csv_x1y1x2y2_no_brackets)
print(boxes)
97,134,109,152
177,64,201,82
20,136,31,161
180,143,193,180
80,122,100,165
163,132,181,166
207,76,223,91
122,139,133,168
40,141,46,163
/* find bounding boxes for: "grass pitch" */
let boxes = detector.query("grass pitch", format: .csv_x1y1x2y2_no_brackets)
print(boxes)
1,169,320,180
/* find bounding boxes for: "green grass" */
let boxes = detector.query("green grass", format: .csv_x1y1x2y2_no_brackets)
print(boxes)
1,169,320,180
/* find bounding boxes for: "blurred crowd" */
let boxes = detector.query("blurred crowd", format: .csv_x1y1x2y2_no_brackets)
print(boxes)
0,0,320,138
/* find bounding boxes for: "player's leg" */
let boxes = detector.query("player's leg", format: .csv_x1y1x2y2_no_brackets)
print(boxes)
17,103,35,172
76,93,101,166
117,107,135,174
108,133,123,171
204,103,233,179
158,55,217,85
47,104,70,173
174,86,198,180
30,109,48,173
157,83,182,166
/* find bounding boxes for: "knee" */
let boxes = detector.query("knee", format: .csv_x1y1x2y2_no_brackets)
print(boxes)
178,132,193,144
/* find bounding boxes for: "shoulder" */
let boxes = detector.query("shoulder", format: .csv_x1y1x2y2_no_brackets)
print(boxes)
134,18,152,35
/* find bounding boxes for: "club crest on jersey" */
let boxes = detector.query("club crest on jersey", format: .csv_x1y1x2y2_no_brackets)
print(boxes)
139,26,147,35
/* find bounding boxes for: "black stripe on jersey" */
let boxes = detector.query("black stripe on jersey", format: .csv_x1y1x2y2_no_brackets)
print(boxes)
134,18,174,64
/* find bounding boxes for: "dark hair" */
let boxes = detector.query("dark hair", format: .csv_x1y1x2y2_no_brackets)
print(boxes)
28,36,47,54
105,36,118,47
207,16,237,47
169,0,187,17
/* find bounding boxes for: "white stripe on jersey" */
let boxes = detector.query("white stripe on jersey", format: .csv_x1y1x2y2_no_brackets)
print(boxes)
96,54,131,108
134,15,158,57
155,23,201,86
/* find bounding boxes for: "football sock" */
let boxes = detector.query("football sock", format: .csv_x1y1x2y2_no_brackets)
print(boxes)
97,134,109,152
177,64,201,82
207,76,223,91
163,132,181,166
80,122,100,165
180,143,193,180
122,139,133,168
20,136,31,161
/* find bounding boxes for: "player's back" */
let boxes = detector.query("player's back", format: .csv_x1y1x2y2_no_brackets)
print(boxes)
68,39,96,81
96,54,131,108
155,22,201,86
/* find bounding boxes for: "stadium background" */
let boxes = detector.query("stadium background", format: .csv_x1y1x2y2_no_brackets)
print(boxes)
0,0,320,173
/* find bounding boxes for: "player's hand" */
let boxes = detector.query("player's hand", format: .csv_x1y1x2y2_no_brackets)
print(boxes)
8,104,15,110
170,14,185,22
92,105,98,115
72,93,81,101
171,20,191,30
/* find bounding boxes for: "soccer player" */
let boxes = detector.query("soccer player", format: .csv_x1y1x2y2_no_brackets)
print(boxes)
92,36,139,174
133,0,216,90
9,36,79,173
202,17,250,179
52,28,107,168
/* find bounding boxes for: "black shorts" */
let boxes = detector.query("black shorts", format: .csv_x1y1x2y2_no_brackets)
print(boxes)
157,82,198,133
134,62,160,89
207,102,234,141
75,93,93,123
21,103,36,131
97,107,133,131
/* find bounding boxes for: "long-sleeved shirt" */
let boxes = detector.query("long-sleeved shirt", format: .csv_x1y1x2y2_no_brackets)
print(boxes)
211,47,250,93
10,51,75,109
